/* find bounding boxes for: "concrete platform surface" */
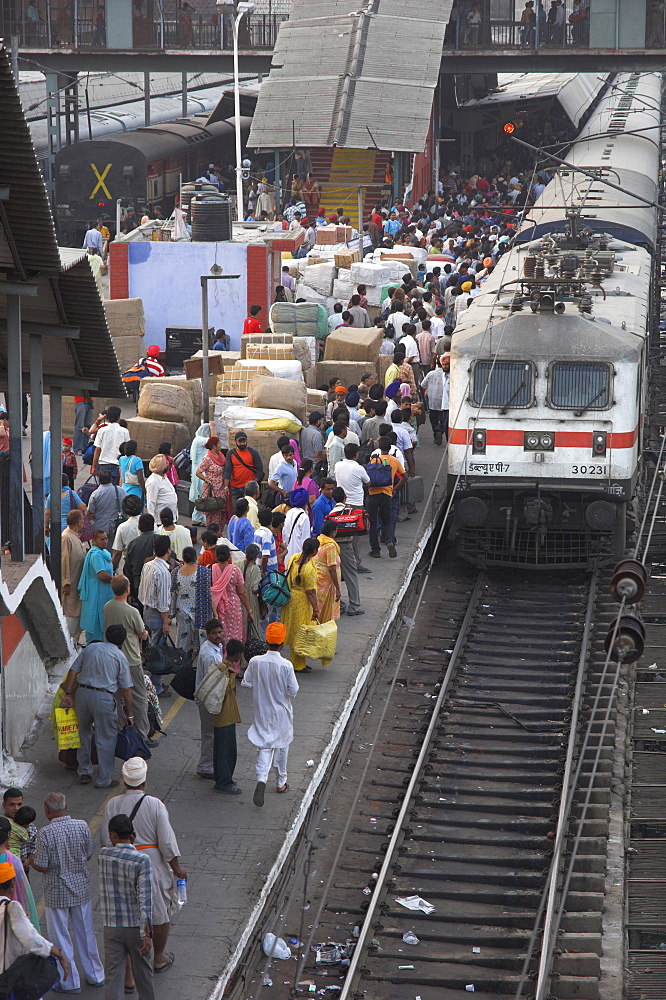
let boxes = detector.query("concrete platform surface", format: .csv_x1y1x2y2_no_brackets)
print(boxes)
15,436,448,1000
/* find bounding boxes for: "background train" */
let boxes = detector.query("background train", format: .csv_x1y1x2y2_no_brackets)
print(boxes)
447,72,662,570
53,110,251,245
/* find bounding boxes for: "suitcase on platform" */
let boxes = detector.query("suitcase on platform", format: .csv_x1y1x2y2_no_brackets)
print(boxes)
405,476,424,504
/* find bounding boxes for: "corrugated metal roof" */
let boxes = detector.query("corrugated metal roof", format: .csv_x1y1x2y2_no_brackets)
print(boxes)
0,45,60,278
0,44,125,398
461,72,608,128
248,0,451,152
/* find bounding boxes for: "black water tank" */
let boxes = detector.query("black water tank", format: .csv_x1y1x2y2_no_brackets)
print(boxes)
180,181,218,214
191,197,233,242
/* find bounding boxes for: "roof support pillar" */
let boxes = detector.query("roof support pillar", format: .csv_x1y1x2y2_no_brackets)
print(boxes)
182,72,188,117
49,387,63,593
29,335,45,558
6,295,24,561
45,71,61,204
144,70,151,126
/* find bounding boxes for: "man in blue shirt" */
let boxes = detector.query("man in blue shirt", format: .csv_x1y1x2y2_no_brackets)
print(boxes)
383,212,401,238
83,221,104,255
268,446,298,499
312,479,336,535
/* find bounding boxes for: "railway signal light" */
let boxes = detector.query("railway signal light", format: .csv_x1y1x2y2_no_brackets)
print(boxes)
592,431,607,456
503,122,515,134
471,428,486,455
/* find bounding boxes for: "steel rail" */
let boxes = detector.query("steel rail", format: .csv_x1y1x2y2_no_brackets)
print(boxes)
533,572,598,999
337,571,487,1000
512,572,598,999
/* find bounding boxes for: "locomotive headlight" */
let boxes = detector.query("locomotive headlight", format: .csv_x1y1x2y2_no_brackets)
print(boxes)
592,431,607,456
539,433,554,451
525,433,540,450
472,429,486,454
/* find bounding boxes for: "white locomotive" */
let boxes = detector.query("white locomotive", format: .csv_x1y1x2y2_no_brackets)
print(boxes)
448,73,661,568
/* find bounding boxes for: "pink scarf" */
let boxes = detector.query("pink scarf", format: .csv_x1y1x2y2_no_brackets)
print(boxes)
211,561,236,618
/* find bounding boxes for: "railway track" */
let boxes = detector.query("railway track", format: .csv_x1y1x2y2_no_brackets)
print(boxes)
257,564,623,1000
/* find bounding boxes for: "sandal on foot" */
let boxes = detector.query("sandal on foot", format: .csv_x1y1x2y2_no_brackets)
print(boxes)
154,953,175,973
277,783,289,793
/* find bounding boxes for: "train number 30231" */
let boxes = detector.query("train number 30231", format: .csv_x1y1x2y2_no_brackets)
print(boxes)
571,465,607,475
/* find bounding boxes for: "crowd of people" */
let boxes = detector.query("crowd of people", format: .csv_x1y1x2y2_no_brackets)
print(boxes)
0,769,185,998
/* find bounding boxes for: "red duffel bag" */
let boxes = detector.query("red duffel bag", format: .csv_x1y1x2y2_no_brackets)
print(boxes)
326,505,369,536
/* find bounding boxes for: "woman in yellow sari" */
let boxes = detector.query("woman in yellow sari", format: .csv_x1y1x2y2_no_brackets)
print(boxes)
314,521,341,623
281,538,319,673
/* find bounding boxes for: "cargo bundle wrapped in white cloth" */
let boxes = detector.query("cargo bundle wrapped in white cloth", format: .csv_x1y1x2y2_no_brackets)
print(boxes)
235,359,304,382
222,405,303,436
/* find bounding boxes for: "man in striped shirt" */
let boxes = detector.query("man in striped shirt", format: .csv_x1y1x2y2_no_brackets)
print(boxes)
141,346,166,378
137,536,172,696
99,813,154,1000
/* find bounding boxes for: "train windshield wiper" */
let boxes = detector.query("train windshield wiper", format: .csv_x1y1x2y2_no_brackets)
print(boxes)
499,381,526,414
574,387,605,417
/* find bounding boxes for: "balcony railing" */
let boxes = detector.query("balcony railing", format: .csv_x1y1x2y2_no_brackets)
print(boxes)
447,1,664,53
1,2,288,51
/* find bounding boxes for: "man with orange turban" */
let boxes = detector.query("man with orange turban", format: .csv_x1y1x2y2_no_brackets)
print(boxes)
241,622,299,808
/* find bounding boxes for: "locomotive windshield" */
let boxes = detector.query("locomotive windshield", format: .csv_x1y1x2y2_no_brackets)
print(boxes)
550,362,610,410
472,361,533,408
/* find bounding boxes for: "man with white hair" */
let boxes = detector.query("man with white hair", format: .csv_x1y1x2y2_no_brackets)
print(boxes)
102,758,187,976
33,792,104,992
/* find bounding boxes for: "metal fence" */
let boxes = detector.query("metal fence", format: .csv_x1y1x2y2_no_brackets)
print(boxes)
1,1,289,50
447,1,663,51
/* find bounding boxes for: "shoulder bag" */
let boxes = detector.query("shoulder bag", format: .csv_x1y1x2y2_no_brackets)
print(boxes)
194,482,226,513
0,899,59,1000
143,634,188,676
365,458,394,489
245,619,267,661
115,725,152,762
326,505,369,536
195,664,229,715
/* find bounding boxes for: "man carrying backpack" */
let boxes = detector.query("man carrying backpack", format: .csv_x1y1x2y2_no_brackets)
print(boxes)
223,432,264,506
366,437,405,560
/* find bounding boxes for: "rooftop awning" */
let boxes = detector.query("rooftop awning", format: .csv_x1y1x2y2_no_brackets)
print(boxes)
461,72,608,128
248,0,451,152
0,46,60,278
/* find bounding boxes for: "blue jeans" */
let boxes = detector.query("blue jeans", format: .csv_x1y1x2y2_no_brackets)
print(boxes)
74,400,94,453
99,463,120,485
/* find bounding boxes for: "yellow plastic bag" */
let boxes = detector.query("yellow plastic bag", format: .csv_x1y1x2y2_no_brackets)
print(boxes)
293,619,338,663
54,707,81,750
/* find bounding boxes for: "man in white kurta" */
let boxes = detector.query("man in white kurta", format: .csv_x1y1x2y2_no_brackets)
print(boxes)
101,757,187,974
242,623,299,807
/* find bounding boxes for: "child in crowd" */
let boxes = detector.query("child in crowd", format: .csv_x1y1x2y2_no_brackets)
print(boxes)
62,437,78,490
9,805,37,873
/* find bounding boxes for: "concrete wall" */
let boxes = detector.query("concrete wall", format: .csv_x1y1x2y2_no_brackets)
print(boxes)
127,242,249,351
3,625,49,758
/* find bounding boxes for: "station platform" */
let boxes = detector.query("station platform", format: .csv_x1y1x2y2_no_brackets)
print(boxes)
16,435,448,1000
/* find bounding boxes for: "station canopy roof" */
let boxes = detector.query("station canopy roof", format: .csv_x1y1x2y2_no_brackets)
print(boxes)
0,43,125,398
461,72,608,128
247,0,451,152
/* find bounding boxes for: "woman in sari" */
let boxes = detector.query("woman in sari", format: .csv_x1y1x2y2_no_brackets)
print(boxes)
0,818,38,929
314,520,341,624
295,461,319,523
189,423,211,525
281,538,319,673
195,436,228,528
171,546,200,655
211,544,253,643
302,173,320,213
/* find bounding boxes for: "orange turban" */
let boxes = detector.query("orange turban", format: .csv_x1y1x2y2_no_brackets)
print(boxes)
0,861,16,884
265,622,287,645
